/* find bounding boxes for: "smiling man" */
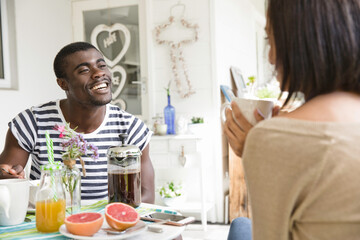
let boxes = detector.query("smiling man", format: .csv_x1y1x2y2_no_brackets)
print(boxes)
0,42,155,204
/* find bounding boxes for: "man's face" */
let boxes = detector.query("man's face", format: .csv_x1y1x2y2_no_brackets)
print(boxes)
62,48,112,106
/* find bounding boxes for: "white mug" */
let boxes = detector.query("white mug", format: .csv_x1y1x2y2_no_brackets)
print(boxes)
0,179,29,226
221,97,274,126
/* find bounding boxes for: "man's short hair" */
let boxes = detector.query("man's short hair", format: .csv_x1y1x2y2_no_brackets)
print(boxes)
53,42,98,79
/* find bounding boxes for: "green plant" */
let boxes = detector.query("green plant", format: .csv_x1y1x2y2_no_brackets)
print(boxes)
158,181,183,198
165,87,170,97
255,80,281,99
247,75,256,86
256,87,279,99
191,117,204,124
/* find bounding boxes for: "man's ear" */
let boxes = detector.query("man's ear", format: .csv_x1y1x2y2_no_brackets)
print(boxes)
57,78,69,91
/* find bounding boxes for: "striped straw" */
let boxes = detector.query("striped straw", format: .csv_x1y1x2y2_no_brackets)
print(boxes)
45,131,57,201
45,131,55,164
41,164,62,202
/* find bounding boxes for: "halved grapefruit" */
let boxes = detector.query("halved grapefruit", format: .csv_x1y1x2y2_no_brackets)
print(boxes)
64,212,104,236
105,202,140,230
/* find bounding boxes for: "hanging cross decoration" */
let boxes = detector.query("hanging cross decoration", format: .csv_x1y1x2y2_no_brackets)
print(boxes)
154,6,199,98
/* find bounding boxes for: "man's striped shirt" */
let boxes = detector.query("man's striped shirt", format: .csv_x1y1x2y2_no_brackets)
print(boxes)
9,100,151,201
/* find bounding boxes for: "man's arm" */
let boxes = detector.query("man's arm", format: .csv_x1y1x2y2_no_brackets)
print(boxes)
140,144,155,203
0,129,29,179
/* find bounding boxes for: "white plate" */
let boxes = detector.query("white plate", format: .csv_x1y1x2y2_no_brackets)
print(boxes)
59,220,147,240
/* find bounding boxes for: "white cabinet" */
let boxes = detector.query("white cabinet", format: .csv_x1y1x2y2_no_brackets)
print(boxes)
150,135,215,230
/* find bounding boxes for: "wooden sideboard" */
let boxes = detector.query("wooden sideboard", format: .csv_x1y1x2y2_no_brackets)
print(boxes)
228,145,251,221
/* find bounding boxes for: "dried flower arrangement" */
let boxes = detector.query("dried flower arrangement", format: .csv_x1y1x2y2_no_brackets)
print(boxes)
155,16,199,98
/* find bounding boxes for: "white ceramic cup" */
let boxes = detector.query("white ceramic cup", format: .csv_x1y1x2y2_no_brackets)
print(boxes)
221,98,274,126
0,179,29,226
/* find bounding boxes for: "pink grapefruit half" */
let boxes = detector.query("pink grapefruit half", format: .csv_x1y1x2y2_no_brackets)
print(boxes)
105,202,140,230
64,212,104,236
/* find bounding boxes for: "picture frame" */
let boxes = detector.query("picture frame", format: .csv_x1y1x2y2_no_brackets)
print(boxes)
0,0,17,89
230,66,246,97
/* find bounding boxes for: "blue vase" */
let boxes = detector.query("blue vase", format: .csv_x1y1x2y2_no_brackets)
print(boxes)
164,95,175,134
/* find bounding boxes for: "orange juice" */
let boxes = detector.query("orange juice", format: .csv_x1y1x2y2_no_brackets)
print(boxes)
36,199,66,233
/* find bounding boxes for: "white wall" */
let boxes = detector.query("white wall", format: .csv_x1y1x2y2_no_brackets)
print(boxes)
150,0,214,122
0,0,71,150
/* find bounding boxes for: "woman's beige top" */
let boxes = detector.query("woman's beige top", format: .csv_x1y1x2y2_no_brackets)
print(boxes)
243,117,360,240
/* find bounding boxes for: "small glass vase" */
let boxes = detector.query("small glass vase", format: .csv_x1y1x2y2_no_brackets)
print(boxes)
62,159,81,215
164,94,175,134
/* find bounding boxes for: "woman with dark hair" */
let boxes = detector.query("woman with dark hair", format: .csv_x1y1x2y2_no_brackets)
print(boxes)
225,0,360,239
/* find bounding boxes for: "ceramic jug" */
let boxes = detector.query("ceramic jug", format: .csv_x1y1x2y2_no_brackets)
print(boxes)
0,179,29,226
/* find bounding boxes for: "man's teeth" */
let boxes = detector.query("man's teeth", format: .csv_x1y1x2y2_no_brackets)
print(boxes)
92,83,107,90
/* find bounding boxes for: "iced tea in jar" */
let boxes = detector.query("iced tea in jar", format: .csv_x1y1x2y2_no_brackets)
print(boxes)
35,163,66,233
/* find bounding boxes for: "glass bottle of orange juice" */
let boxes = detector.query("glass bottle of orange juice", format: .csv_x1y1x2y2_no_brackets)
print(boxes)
35,163,66,233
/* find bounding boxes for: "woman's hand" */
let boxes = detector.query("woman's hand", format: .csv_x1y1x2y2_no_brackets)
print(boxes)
223,102,253,157
223,101,280,157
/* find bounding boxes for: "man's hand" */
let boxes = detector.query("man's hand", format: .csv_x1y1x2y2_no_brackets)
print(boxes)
0,129,29,179
0,164,25,179
223,101,280,157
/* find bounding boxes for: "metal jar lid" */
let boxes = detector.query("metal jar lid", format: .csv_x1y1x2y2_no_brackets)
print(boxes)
107,134,141,158
107,145,141,158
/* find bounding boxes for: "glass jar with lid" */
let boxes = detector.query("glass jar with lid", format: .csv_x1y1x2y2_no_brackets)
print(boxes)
35,162,66,233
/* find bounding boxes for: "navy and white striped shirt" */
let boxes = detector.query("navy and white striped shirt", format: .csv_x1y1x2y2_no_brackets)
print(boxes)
9,100,152,201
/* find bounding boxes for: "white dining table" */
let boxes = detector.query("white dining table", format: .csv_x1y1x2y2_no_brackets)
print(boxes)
0,200,186,240
129,225,185,240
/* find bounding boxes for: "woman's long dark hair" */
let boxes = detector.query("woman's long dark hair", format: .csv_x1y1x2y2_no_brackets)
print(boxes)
267,0,360,106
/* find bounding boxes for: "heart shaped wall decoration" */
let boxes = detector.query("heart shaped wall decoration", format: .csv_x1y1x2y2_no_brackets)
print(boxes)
110,65,126,100
90,23,131,68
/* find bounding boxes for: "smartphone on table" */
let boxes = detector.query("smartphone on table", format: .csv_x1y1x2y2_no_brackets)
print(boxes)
141,212,195,226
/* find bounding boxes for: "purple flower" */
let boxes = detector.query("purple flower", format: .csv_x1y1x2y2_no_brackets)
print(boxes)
53,123,99,161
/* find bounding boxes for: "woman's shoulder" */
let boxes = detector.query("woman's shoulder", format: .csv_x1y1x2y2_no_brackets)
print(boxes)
250,92,360,138
281,92,360,123
250,117,324,138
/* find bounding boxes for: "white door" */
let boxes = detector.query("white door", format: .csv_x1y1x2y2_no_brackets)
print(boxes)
72,0,150,121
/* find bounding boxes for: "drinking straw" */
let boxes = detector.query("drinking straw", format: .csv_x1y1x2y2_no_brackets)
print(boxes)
45,131,55,164
45,130,58,201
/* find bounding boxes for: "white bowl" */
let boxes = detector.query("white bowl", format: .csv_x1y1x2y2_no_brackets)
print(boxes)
162,195,187,207
187,123,206,136
156,124,168,135
28,180,40,207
